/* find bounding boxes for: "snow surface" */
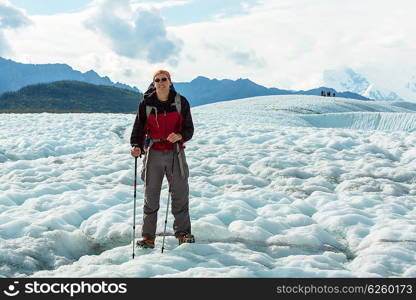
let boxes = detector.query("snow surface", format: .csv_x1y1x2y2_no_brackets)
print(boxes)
1,95,416,278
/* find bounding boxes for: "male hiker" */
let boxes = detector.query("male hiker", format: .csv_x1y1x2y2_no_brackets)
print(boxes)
130,70,195,249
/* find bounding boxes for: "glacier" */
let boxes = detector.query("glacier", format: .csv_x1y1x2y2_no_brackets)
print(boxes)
0,95,416,278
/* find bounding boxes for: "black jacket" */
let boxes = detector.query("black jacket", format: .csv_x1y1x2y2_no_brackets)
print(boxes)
130,89,194,153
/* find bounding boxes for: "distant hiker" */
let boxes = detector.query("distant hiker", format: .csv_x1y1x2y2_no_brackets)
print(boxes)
333,92,336,97
321,90,324,96
326,91,331,97
130,70,195,249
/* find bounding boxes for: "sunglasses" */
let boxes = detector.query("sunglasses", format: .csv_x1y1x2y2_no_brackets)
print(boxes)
154,77,168,83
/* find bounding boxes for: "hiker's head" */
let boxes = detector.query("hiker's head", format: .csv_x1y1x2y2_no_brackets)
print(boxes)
153,70,171,92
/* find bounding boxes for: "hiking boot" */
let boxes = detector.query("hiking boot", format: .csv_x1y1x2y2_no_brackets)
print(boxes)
178,234,195,245
136,237,155,249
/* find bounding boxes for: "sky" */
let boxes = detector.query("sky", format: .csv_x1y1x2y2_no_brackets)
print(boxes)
1,0,416,91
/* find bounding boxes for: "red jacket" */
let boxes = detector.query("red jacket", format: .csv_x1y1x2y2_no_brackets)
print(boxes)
130,89,194,152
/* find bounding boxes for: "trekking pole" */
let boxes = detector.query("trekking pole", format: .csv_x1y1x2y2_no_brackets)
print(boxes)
161,142,177,253
132,155,138,259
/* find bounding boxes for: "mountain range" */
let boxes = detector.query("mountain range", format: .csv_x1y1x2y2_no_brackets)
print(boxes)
0,57,375,111
0,57,139,94
0,78,369,113
174,76,369,106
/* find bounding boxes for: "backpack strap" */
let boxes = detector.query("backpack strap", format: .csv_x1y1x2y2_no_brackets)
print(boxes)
146,105,157,119
146,105,159,128
172,93,181,114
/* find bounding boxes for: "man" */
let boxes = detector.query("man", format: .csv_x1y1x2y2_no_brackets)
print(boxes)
130,70,194,249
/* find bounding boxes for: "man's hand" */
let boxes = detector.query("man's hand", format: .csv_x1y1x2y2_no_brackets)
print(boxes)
167,133,182,143
131,147,142,158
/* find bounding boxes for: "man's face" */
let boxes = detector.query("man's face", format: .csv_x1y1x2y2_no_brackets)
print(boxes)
154,74,171,92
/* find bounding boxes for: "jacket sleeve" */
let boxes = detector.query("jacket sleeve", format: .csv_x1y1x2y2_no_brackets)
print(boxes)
130,100,147,153
180,97,194,142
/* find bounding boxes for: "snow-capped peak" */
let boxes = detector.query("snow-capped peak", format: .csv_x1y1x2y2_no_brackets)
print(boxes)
324,68,402,101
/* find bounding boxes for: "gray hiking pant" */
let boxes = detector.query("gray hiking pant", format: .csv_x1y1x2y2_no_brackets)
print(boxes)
141,148,191,240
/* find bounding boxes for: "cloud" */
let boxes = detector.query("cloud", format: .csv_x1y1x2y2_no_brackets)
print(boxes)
0,32,10,55
131,0,193,10
0,1,31,28
0,0,31,55
167,0,416,90
229,50,265,68
5,0,416,93
85,0,182,64
204,42,265,68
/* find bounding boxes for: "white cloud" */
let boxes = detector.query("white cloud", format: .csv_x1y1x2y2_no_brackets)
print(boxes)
0,0,31,28
131,0,193,10
204,42,265,68
84,0,183,63
3,0,416,93
167,0,416,89
4,0,184,90
0,32,11,55
0,0,31,55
